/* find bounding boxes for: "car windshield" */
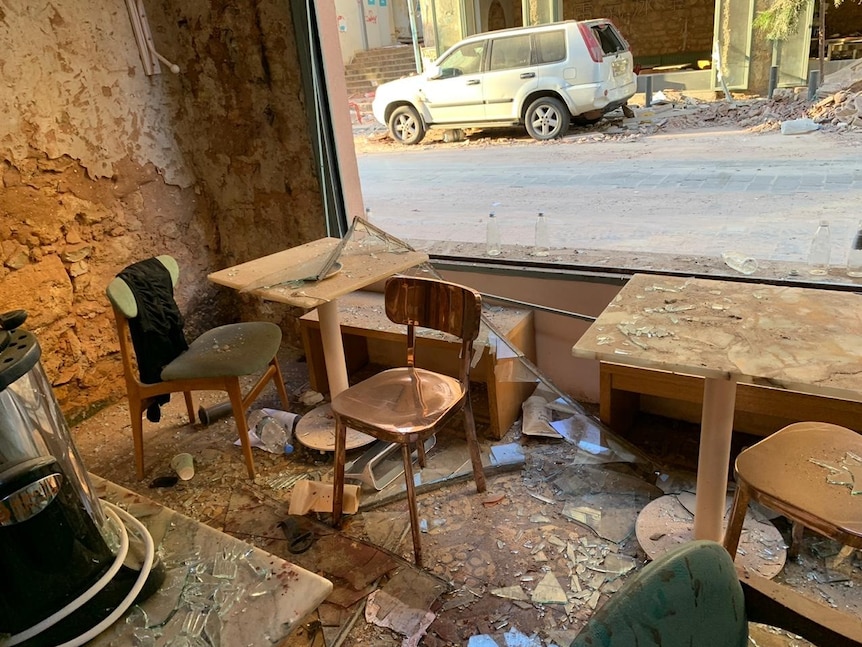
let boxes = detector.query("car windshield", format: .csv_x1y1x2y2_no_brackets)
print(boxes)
437,42,485,77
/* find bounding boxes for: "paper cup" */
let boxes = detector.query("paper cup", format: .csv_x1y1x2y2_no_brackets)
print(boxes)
170,452,195,480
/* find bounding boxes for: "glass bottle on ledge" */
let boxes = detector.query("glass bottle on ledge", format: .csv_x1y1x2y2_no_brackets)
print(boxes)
486,211,501,256
807,220,831,276
847,220,862,278
533,212,549,256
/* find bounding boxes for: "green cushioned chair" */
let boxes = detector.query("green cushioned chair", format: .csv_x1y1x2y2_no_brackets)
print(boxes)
571,540,862,647
106,255,290,480
571,540,747,647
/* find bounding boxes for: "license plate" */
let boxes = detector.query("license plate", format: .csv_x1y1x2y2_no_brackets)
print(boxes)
612,58,628,76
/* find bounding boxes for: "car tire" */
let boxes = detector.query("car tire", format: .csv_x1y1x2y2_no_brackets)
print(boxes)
388,105,426,145
524,97,570,141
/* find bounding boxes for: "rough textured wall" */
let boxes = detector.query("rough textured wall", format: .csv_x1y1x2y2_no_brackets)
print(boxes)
564,0,715,59
826,1,862,43
0,1,325,419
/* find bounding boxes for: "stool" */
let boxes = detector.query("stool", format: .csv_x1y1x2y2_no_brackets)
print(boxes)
723,421,862,561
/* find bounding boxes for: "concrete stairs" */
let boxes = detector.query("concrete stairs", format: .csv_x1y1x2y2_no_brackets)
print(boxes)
344,45,419,113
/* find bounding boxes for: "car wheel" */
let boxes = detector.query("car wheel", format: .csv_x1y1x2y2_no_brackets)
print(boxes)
524,97,570,141
388,106,426,145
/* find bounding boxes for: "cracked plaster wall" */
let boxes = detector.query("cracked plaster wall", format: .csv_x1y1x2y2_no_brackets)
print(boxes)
0,0,326,418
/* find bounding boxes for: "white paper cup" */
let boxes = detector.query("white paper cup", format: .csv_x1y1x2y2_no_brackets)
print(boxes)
170,452,195,480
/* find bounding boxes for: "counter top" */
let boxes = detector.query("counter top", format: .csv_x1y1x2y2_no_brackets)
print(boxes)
88,475,332,646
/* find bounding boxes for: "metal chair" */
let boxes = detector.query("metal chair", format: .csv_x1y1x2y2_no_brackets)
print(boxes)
106,255,290,480
723,421,862,563
331,275,487,566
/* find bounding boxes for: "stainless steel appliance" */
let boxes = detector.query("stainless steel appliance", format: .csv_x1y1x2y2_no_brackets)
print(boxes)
0,310,159,646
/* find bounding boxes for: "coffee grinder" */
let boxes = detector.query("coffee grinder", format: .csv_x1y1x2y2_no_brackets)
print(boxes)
0,310,161,646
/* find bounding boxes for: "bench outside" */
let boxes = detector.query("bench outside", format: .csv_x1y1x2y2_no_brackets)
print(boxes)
600,362,862,437
300,291,537,439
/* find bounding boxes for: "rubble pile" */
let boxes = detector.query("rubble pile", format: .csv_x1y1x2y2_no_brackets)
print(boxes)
644,60,862,134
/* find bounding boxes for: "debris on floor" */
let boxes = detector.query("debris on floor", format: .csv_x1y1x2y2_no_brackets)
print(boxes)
71,357,862,646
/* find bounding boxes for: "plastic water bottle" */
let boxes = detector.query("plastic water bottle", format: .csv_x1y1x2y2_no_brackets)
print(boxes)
807,220,831,275
364,207,372,223
533,212,549,256
247,409,297,454
486,212,501,256
847,221,862,278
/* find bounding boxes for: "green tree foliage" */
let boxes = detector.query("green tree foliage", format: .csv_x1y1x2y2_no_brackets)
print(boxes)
753,0,843,40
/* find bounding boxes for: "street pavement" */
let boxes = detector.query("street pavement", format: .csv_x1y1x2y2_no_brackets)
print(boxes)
356,126,862,268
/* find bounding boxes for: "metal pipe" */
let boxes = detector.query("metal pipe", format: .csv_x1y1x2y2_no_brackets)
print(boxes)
808,69,820,101
481,292,596,322
407,0,423,73
768,65,778,99
198,401,233,426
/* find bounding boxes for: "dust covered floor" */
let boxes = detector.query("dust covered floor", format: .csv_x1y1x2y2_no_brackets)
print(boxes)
72,353,862,647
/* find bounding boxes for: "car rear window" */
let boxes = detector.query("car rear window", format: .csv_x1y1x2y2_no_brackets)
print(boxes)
534,30,566,64
590,23,628,55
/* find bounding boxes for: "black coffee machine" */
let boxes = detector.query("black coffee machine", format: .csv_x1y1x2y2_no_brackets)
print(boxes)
0,311,161,646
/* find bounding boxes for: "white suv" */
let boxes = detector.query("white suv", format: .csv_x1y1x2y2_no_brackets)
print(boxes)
371,20,637,145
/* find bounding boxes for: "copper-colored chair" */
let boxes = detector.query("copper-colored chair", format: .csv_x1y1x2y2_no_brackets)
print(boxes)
723,421,862,562
331,275,487,566
106,255,290,480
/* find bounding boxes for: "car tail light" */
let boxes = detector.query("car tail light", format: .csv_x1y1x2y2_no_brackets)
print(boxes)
578,23,605,63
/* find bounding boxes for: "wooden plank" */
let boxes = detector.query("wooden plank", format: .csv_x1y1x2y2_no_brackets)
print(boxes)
740,568,862,647
600,362,862,436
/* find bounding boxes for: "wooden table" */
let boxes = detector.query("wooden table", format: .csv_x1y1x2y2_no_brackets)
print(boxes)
572,273,862,542
208,237,429,450
89,476,332,646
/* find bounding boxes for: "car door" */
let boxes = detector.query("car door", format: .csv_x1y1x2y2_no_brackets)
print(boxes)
482,34,537,121
421,40,487,124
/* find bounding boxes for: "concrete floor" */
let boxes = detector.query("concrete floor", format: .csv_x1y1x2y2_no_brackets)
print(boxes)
68,348,862,646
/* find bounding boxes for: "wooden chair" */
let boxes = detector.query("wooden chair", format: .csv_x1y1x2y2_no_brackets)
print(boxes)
331,275,487,567
106,255,290,480
570,539,862,647
723,421,862,562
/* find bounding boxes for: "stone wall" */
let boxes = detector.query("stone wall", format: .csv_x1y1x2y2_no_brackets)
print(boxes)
564,0,715,59
0,1,325,420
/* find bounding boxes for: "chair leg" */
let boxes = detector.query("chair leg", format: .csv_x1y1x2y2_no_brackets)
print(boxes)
270,358,291,411
332,416,348,530
416,437,427,468
789,521,805,560
228,379,256,479
183,392,195,424
129,397,146,480
462,396,486,493
722,482,751,560
402,443,423,567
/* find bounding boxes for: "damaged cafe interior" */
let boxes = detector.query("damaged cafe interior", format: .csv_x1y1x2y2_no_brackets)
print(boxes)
3,2,862,647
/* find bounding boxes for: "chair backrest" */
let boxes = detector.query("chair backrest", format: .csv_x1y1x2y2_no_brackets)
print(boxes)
384,276,482,382
105,255,182,388
570,540,748,647
106,255,179,318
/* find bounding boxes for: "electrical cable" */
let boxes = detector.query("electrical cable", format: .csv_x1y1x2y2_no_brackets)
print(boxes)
6,500,155,647
57,503,155,647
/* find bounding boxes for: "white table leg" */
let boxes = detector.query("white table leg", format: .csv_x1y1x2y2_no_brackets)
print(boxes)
693,376,738,541
317,299,349,396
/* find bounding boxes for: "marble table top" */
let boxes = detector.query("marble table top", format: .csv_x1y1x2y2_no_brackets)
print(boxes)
88,475,332,646
208,237,429,310
572,274,862,402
